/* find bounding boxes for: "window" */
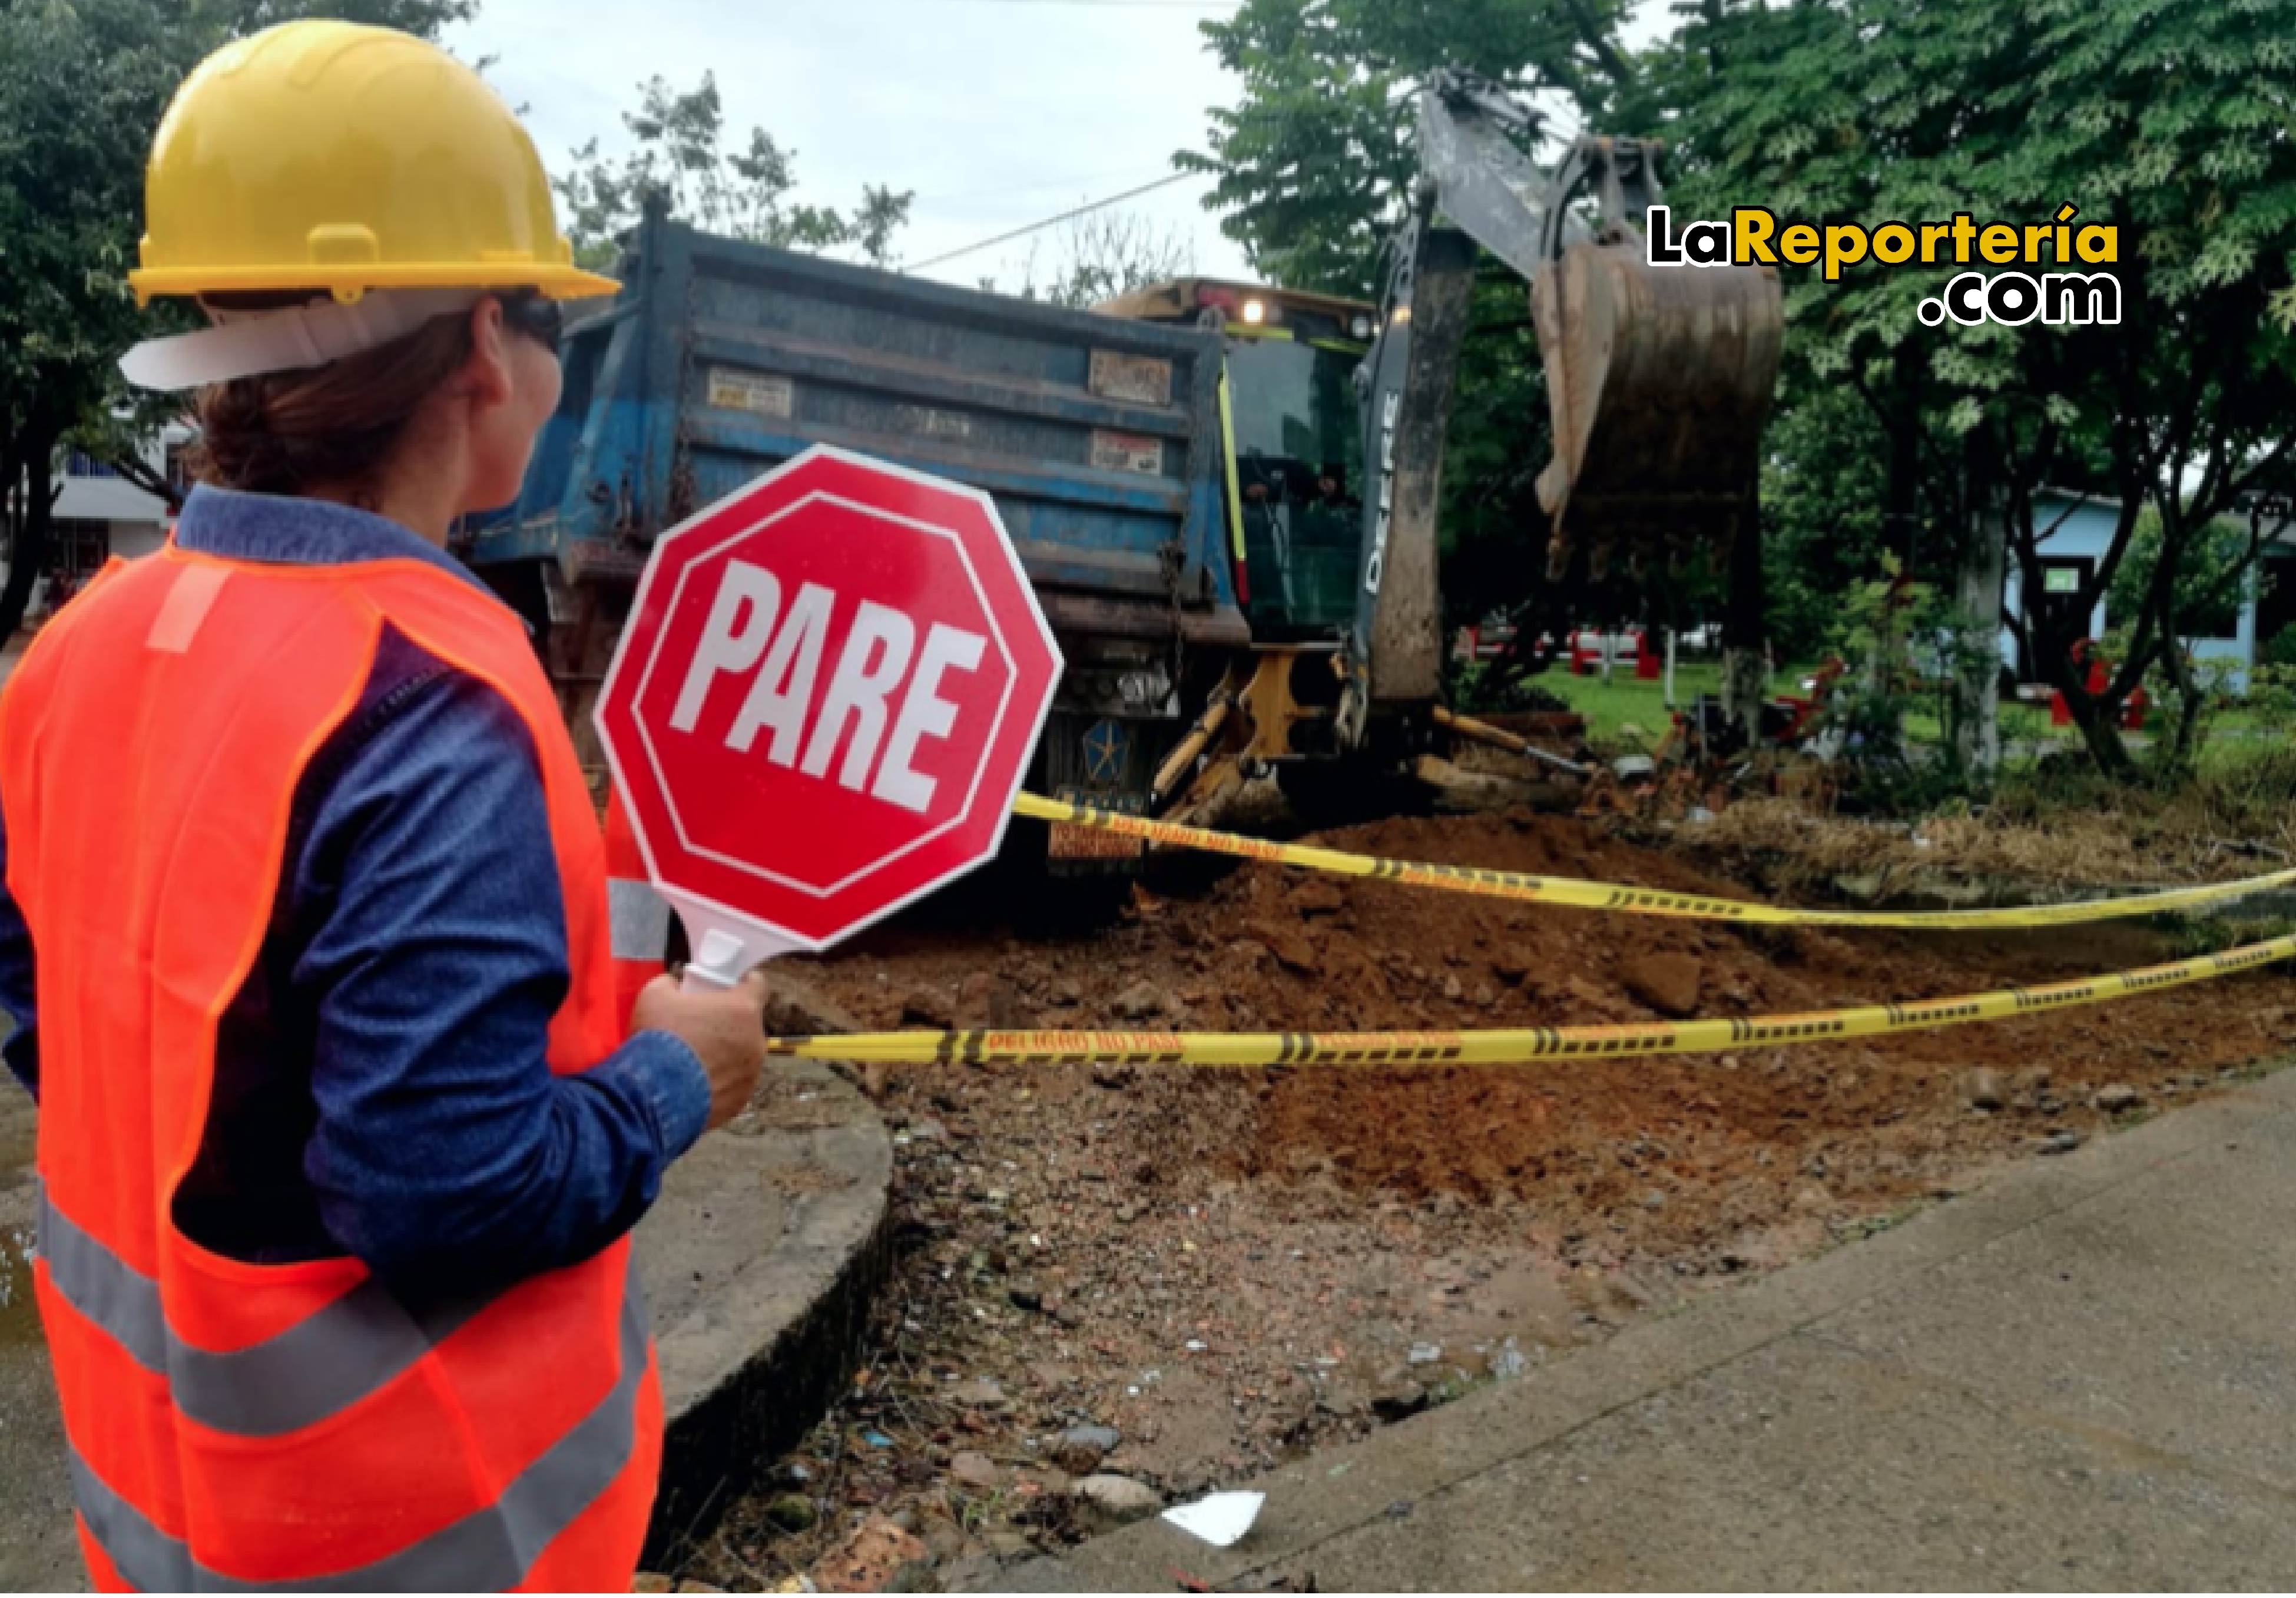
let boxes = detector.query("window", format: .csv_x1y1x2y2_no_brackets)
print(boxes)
2044,567,2083,595
49,520,108,578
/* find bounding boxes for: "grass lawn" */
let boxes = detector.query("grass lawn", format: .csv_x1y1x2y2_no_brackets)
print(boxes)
1539,660,1732,746
1545,659,2064,750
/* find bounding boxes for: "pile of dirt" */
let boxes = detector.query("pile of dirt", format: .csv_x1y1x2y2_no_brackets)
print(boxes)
800,807,2291,1213
1682,794,2294,896
678,808,2296,1590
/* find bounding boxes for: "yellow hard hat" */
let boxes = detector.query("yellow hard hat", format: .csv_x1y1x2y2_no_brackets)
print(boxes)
130,19,618,306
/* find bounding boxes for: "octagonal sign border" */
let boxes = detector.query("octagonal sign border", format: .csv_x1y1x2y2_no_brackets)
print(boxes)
595,443,1062,955
630,492,1013,896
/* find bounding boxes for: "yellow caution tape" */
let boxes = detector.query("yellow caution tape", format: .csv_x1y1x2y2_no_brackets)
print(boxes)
768,934,2296,1068
1016,792,2296,930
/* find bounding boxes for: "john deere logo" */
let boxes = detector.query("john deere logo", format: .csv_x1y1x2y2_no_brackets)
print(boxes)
1082,719,1129,785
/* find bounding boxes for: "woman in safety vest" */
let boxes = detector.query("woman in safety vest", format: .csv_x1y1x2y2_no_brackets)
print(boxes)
0,21,771,1592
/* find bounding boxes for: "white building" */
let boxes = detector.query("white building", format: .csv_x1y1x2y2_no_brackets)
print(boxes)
8,423,192,620
49,422,193,574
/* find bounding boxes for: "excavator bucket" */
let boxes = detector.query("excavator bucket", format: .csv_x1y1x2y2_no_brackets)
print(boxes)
1533,243,1783,580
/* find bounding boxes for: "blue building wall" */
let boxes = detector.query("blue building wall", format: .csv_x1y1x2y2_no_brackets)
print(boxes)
2002,490,2259,684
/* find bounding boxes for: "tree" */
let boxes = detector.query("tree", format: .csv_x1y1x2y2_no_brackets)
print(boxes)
554,73,913,272
1659,0,2296,778
1177,0,1646,298
0,0,479,642
979,210,1197,309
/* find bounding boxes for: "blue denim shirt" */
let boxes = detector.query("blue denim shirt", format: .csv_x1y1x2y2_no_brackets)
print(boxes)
0,487,711,1296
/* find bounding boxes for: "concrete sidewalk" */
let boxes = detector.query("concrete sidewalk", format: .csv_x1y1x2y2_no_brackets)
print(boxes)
1010,1065,2296,1592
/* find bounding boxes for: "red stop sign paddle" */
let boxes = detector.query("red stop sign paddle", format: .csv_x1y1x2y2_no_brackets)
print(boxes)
595,445,1062,984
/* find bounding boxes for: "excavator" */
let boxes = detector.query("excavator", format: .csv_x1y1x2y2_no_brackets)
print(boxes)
1094,70,1784,822
472,70,1784,892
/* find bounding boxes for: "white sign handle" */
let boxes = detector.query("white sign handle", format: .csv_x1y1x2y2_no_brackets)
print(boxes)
670,901,797,992
680,927,753,992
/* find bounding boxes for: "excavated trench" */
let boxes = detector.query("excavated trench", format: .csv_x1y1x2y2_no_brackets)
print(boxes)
671,808,2296,1588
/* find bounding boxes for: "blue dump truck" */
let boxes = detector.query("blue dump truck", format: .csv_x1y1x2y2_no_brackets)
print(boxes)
462,206,1387,872
466,77,1778,882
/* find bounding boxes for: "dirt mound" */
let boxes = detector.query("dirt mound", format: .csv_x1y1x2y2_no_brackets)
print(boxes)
796,806,2296,1221
704,810,2296,1590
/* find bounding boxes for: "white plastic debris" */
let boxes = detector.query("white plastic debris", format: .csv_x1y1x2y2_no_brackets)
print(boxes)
1161,1490,1265,1548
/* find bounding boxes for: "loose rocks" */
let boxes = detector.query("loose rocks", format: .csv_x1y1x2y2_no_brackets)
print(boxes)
1073,1474,1162,1530
1053,1424,1121,1475
1621,954,1704,1019
949,1451,1003,1493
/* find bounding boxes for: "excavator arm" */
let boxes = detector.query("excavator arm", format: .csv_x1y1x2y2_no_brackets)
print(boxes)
1341,71,1782,747
1344,72,1565,745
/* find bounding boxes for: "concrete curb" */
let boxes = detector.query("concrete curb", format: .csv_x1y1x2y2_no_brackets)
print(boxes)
640,1056,894,1567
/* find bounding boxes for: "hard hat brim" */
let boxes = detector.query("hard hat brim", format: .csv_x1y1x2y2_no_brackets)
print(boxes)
128,261,621,308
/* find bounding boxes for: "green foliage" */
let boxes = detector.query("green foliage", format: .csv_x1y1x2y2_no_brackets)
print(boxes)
2240,661,2296,733
1437,267,1557,627
0,0,484,636
1811,557,1931,775
1760,385,1896,661
1662,0,2296,778
0,0,178,443
2106,508,2251,645
218,0,476,32
1802,552,2002,811
554,73,913,271
0,1,485,618
1178,0,1644,299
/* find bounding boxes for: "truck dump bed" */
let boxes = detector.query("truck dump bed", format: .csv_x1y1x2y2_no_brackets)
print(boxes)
475,213,1238,627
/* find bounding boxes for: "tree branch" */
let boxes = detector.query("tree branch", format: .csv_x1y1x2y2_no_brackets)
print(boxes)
1559,0,1637,90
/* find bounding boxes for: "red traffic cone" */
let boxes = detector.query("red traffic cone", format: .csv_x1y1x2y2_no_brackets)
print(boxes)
603,785,671,1034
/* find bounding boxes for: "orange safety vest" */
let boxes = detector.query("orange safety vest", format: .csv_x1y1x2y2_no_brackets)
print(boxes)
0,545,662,1592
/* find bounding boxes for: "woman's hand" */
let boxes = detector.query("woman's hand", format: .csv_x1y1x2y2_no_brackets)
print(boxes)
632,968,770,1131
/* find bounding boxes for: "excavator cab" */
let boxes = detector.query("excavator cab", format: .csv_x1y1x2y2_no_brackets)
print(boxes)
1094,278,1379,638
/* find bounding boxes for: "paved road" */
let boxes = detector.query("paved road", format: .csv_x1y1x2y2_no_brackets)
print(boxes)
1012,1064,2296,1592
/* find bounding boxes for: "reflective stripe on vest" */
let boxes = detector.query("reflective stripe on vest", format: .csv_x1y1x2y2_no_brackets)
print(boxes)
608,878,672,964
68,1255,650,1594
38,1181,501,1437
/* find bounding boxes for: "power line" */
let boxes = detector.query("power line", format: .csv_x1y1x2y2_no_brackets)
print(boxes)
898,0,1233,6
917,166,1172,209
907,171,1202,273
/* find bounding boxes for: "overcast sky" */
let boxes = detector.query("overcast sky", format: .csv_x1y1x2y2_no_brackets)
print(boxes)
446,0,1681,295
446,0,1258,291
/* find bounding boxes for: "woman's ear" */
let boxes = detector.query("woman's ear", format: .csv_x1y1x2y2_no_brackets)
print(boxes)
459,296,516,410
